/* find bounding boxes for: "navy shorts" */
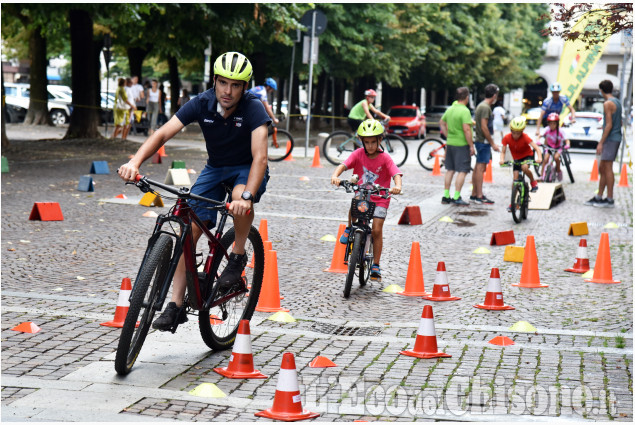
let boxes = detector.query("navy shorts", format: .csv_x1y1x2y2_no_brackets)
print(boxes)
189,164,269,227
474,142,491,164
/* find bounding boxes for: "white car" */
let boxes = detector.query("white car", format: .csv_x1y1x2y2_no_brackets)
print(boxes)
564,112,603,149
4,83,73,125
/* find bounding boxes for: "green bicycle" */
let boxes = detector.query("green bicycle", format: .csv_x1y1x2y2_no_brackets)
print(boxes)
502,159,539,223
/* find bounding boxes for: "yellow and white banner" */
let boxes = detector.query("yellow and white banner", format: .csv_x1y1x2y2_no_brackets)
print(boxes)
557,11,611,119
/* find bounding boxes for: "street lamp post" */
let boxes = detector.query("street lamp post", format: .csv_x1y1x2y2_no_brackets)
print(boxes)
103,34,112,137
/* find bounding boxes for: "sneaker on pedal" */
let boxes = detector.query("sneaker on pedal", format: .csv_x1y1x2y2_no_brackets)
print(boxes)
339,227,351,244
152,302,188,331
530,181,538,192
370,264,382,281
217,252,247,290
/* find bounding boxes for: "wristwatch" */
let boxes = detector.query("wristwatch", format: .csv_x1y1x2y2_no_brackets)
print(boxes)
241,191,253,202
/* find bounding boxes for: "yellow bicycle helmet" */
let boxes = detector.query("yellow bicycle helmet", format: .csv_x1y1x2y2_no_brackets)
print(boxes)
357,119,384,137
509,116,527,132
213,52,253,82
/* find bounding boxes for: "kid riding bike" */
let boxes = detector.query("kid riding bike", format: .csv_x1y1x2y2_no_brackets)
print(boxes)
537,112,572,182
331,119,402,296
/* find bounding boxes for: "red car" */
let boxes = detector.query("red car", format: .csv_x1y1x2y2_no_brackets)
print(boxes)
386,105,426,139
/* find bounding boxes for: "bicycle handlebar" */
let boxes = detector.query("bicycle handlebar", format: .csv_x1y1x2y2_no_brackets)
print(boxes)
131,174,229,210
501,160,539,167
338,179,393,199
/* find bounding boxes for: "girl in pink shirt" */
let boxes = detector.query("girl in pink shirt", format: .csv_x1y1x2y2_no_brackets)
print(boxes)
331,120,403,282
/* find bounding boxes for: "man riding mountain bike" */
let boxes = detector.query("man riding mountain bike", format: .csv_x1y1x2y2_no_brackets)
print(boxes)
248,77,279,125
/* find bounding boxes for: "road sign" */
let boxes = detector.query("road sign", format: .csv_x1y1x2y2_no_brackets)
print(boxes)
300,10,327,36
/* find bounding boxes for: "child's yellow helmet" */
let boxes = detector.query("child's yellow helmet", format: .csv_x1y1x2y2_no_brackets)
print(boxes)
509,116,527,132
357,119,384,137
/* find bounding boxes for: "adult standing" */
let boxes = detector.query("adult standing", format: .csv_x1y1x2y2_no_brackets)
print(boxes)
440,87,475,205
146,79,161,135
492,102,506,141
112,77,136,139
123,77,135,140
535,82,576,134
347,89,390,133
158,83,168,126
130,76,146,111
471,84,501,204
584,80,622,208
118,52,271,330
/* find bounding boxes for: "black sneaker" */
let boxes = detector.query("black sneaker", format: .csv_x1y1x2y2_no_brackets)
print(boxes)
217,252,248,289
452,197,469,205
479,196,495,204
152,302,188,331
584,196,600,206
469,195,478,201
472,197,484,204
594,198,615,208
441,196,452,204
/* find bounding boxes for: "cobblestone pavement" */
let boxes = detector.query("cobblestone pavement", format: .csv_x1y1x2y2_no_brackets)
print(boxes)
1,124,633,421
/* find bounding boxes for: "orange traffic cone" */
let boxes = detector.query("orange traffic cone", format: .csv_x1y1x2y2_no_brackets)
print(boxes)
11,322,41,333
585,232,621,284
256,250,290,312
324,224,348,273
397,242,430,296
483,160,493,183
214,320,267,379
255,352,320,421
422,262,461,301
474,268,514,310
101,278,139,327
512,235,548,288
400,305,451,359
283,141,295,162
431,155,442,176
564,239,590,273
309,356,337,368
618,163,629,187
311,146,323,168
157,145,168,157
589,158,599,182
248,220,270,268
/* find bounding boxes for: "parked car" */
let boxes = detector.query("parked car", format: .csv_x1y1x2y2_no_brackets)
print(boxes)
386,105,426,139
4,103,27,123
522,107,542,125
563,111,603,149
425,105,450,131
4,83,73,126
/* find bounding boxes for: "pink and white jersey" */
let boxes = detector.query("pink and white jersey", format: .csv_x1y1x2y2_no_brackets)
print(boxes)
343,148,402,209
540,127,568,150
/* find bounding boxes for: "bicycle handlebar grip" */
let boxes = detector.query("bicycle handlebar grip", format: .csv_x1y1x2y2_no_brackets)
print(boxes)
225,202,251,215
135,174,144,182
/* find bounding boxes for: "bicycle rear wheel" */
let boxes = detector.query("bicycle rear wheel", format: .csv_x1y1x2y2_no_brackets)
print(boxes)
417,138,445,170
384,134,408,167
344,232,363,298
199,226,264,351
323,131,357,165
115,234,174,375
562,150,574,183
268,128,294,162
510,184,523,224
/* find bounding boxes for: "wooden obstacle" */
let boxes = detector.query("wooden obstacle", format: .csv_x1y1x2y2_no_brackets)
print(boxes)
528,182,565,210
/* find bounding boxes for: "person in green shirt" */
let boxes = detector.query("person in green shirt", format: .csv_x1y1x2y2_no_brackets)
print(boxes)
439,87,475,205
347,89,390,132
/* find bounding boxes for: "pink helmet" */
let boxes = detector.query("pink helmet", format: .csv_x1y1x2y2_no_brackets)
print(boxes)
547,112,559,122
364,89,377,97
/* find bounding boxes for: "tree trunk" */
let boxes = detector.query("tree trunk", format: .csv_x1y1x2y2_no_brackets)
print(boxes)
24,26,51,125
2,75,8,149
168,55,180,117
251,51,265,86
65,9,101,139
127,47,149,81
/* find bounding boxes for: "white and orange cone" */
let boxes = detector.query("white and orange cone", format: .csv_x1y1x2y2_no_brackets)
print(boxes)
474,268,515,310
213,320,267,379
255,352,320,421
564,239,591,273
400,305,451,359
422,262,460,301
100,278,137,328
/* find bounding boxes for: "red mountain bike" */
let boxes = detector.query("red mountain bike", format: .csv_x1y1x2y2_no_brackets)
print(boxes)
114,174,264,375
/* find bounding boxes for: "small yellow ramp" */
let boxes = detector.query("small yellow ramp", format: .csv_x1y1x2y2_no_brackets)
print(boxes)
529,182,565,210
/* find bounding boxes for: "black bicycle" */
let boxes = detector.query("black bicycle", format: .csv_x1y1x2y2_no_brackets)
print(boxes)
502,159,539,223
535,145,574,183
114,175,264,375
338,176,392,298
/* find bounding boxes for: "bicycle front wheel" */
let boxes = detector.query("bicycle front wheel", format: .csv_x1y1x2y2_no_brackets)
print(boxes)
268,129,294,162
384,134,408,167
562,150,574,183
358,235,372,287
521,183,529,220
199,226,264,351
417,138,445,170
510,184,523,224
323,131,356,165
115,234,174,375
344,232,363,298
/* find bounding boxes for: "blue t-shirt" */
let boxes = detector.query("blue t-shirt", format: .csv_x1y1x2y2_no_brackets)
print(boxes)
247,86,267,102
176,89,271,167
541,95,571,115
